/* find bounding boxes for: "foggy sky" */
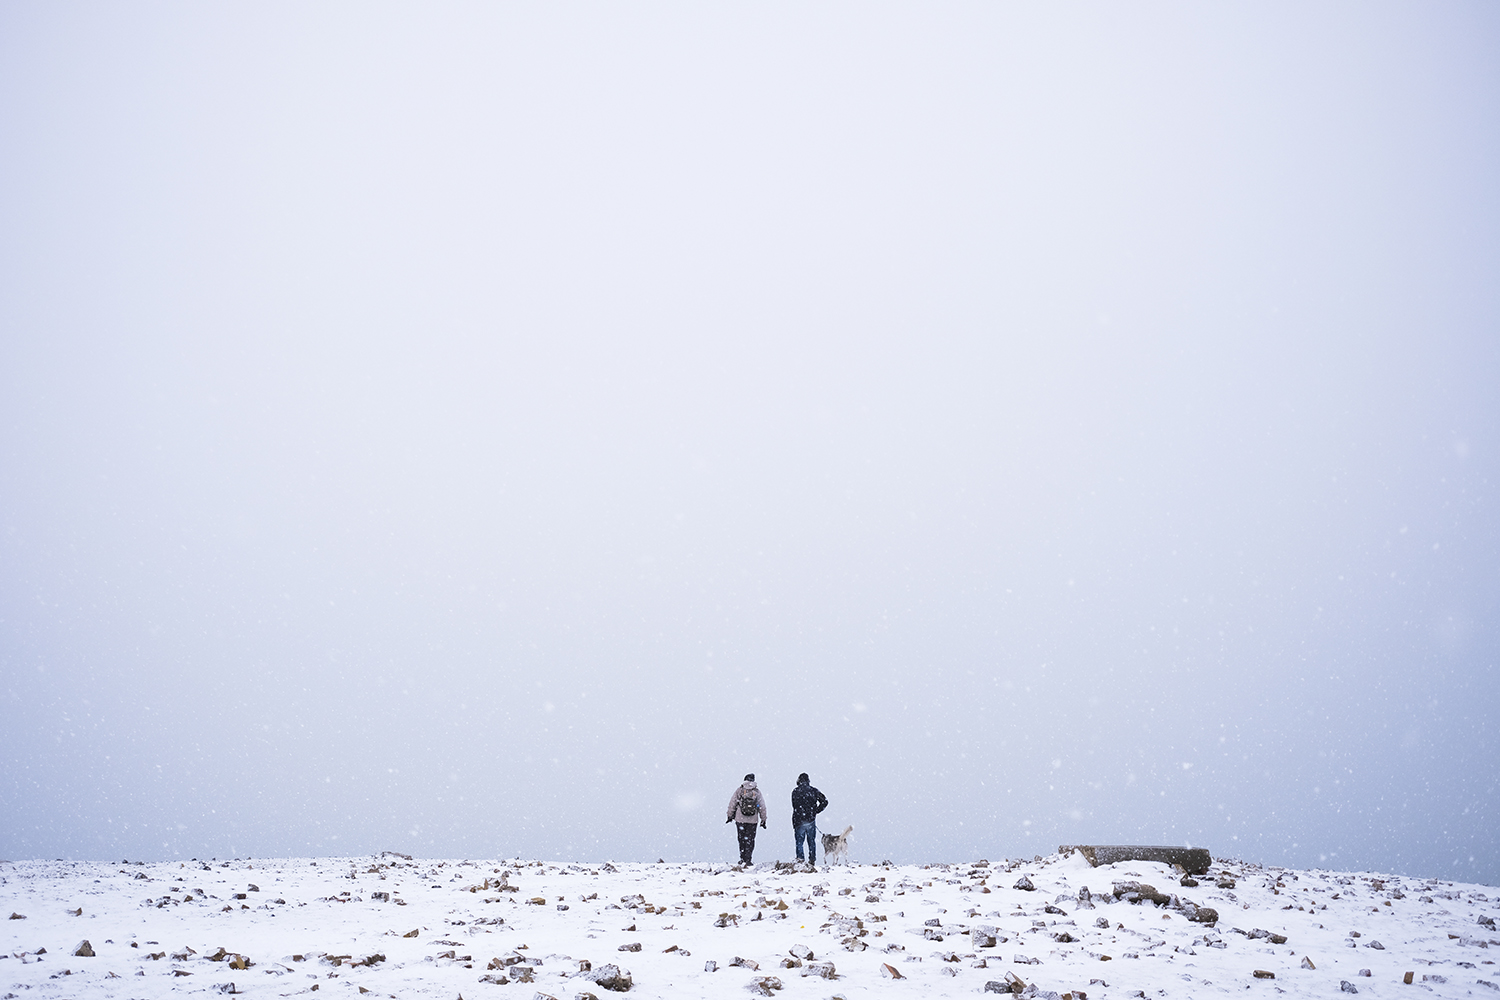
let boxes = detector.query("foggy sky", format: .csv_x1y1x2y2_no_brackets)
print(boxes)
2,3,1497,884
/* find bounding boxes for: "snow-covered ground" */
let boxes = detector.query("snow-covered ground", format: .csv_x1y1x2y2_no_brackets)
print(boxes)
2,850,1496,999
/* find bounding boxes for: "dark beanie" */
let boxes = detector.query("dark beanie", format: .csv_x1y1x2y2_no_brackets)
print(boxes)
744,773,755,781
797,772,809,783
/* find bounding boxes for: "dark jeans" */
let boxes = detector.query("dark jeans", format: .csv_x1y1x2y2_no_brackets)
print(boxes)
735,821,758,864
795,820,817,863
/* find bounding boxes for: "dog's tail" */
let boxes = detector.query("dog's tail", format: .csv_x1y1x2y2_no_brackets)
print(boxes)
842,825,853,836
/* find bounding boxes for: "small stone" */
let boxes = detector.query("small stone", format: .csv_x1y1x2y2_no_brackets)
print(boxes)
1252,970,1274,979
802,962,836,979
403,929,419,938
1366,940,1384,950
1357,968,1371,977
1179,876,1199,888
1096,917,1110,929
1014,876,1036,892
1188,907,1219,925
73,941,94,958
9,913,26,920
617,943,641,953
730,956,758,970
1339,981,1359,994
508,965,535,983
747,976,783,995
1301,956,1316,970
789,945,812,960
879,963,904,979
1403,971,1414,984
704,960,717,972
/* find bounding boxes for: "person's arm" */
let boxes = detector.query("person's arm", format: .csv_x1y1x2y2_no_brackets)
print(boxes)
816,789,828,814
758,790,767,828
728,788,740,822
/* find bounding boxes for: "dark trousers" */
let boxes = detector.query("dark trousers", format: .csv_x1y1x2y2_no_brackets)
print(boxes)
735,821,758,864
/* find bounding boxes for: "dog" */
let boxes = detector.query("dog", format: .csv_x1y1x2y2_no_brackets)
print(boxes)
820,825,853,865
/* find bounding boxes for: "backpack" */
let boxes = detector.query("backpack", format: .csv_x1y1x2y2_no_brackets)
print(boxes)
738,788,759,817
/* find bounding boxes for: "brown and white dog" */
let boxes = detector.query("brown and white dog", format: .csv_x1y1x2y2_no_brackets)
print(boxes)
820,825,853,865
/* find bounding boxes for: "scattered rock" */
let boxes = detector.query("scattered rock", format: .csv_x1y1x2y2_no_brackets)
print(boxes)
1339,981,1358,994
704,961,717,972
1365,940,1384,950
879,963,904,979
1252,970,1274,979
1179,876,1199,888
9,913,26,920
801,961,836,979
789,945,812,960
1014,955,1040,965
508,965,535,983
583,963,632,992
403,929,419,938
1357,968,1371,977
747,975,783,995
1014,876,1036,892
73,941,94,957
730,956,759,970
1059,845,1211,874
1301,957,1316,970
617,943,641,953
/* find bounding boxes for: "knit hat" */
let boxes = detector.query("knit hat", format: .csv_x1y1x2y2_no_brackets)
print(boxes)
744,773,755,781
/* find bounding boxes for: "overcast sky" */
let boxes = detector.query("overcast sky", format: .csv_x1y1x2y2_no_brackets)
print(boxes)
2,2,1497,884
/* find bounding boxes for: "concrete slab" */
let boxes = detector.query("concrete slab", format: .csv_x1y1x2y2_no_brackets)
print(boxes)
1059,844,1212,875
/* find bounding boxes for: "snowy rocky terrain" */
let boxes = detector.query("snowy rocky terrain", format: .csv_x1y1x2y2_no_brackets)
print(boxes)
2,849,1497,999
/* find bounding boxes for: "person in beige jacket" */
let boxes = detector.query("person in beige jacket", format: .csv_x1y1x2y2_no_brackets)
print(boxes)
725,773,767,865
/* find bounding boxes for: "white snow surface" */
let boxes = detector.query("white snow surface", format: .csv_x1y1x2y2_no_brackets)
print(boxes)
3,850,1497,999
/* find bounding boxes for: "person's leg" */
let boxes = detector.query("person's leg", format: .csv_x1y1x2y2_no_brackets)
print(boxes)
794,821,815,863
736,822,753,864
794,822,806,860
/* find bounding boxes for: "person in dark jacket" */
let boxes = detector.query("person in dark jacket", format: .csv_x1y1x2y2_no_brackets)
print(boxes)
791,772,829,865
